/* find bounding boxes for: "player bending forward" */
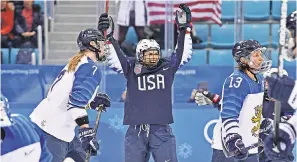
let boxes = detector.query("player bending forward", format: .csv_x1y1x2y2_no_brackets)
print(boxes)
97,3,192,162
209,40,272,162
29,28,111,162
1,94,52,162
263,11,297,162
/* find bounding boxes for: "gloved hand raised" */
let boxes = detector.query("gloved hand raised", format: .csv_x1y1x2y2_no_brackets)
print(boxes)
175,3,192,30
97,13,114,40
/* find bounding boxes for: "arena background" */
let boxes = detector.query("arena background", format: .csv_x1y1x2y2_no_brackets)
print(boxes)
1,0,296,161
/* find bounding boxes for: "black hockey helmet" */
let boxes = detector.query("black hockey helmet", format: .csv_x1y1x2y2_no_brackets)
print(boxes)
77,28,105,61
284,11,297,61
232,39,272,73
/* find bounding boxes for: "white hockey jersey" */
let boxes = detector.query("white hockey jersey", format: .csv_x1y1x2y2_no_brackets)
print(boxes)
30,56,102,142
212,69,264,154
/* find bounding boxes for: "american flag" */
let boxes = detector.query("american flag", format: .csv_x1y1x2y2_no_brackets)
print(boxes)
146,0,222,26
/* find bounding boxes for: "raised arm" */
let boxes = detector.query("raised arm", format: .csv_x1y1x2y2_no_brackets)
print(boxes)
98,13,132,76
107,38,132,75
171,4,193,72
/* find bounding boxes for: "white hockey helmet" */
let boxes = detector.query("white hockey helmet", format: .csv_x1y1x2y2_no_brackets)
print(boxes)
136,39,161,66
263,68,288,78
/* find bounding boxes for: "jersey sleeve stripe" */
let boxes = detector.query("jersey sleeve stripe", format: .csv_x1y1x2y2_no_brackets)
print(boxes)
107,43,124,74
177,32,193,68
222,118,240,136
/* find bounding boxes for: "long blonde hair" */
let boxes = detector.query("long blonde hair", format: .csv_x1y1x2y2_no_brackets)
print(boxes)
67,51,85,72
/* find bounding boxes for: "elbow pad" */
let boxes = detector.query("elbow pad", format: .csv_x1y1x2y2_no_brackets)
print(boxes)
75,115,89,126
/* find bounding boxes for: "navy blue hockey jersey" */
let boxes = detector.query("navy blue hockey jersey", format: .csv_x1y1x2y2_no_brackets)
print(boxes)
107,30,192,125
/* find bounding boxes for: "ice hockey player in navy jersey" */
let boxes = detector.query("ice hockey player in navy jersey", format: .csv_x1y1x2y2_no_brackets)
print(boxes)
97,3,192,162
263,11,297,162
0,94,52,162
29,28,111,162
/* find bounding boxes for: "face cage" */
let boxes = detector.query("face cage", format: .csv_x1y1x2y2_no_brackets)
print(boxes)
90,40,107,62
138,49,161,68
244,47,272,74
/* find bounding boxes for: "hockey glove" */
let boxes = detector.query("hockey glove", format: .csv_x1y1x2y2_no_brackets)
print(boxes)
194,90,221,110
97,13,109,31
97,13,114,40
78,128,99,156
175,3,192,30
224,133,248,160
259,118,274,141
89,93,111,111
266,74,295,103
264,122,296,161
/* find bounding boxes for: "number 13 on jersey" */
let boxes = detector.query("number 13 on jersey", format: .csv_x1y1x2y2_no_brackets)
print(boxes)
229,77,243,88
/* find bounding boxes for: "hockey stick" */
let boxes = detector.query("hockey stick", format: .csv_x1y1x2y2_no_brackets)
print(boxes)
273,0,288,143
222,141,263,158
221,131,264,158
104,0,109,37
85,105,105,162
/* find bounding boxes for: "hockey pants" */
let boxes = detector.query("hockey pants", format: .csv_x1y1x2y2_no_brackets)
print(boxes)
43,132,86,162
125,124,178,162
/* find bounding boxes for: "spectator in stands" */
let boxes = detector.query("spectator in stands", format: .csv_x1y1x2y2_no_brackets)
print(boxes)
13,0,44,48
1,0,15,48
117,1,147,46
12,1,24,14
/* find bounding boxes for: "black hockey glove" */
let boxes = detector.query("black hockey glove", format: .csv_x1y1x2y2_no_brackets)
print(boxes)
175,3,192,30
224,133,248,160
264,122,296,161
78,128,99,156
259,118,274,142
97,13,114,40
89,93,111,111
97,13,109,31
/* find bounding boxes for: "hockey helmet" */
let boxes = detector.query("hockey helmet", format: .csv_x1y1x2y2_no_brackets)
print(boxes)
232,39,272,73
77,28,106,61
136,39,161,68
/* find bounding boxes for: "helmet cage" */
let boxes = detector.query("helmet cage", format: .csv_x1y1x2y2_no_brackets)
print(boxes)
243,47,272,74
138,48,161,68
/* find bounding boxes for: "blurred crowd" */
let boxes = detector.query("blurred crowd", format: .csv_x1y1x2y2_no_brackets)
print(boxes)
1,0,44,49
117,1,202,58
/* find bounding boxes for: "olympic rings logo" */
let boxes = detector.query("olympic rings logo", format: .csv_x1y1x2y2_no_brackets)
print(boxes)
203,119,218,144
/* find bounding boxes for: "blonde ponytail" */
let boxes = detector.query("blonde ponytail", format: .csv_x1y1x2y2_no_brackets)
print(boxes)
67,51,85,72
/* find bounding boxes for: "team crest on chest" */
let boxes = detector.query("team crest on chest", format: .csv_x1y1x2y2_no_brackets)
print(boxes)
251,105,263,137
134,64,142,75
